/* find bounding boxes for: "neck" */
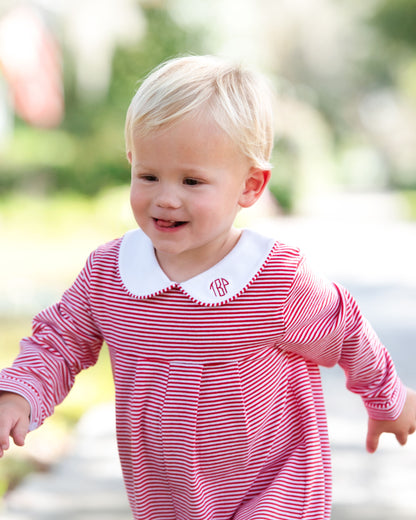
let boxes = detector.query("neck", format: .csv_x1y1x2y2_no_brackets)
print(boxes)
155,229,242,283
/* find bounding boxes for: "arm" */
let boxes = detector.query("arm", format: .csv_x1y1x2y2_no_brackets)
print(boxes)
280,256,410,450
0,251,103,432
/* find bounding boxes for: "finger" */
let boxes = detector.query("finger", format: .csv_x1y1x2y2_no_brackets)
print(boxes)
0,438,10,458
0,438,10,454
366,419,381,453
10,419,29,447
366,431,380,453
0,424,11,453
395,431,408,446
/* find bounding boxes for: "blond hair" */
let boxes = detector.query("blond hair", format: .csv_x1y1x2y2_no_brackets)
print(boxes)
125,55,274,170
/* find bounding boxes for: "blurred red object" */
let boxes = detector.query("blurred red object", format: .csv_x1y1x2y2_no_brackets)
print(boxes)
0,5,64,128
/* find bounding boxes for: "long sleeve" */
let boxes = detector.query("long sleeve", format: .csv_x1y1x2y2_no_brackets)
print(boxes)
0,252,104,430
280,256,406,421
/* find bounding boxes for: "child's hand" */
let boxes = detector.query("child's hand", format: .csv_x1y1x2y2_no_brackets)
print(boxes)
0,392,30,457
366,387,416,453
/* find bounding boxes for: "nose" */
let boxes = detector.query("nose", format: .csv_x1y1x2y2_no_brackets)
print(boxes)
154,183,181,209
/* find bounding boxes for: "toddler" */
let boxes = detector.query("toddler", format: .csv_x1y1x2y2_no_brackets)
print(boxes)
0,55,415,520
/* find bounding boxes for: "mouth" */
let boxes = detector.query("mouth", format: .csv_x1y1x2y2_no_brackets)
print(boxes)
153,218,188,229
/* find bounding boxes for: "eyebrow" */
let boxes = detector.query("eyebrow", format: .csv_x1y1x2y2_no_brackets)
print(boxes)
133,162,211,175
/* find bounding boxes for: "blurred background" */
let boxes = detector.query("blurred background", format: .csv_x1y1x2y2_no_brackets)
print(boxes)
0,0,415,517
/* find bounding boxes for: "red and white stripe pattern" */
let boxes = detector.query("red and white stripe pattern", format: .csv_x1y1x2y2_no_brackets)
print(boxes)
0,231,406,519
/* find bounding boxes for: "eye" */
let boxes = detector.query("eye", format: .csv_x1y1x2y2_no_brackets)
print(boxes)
183,177,201,186
139,174,158,182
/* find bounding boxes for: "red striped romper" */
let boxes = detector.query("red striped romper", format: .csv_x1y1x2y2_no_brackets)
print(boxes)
0,229,406,519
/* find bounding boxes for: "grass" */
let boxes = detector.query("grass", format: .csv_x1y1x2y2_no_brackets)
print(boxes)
400,190,416,220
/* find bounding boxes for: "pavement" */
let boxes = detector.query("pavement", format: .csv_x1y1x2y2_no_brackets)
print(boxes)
0,404,132,520
1,193,416,519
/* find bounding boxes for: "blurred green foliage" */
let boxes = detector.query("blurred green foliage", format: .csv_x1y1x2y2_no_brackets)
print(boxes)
0,5,207,196
370,0,416,47
0,454,41,498
1,1,416,209
268,140,298,213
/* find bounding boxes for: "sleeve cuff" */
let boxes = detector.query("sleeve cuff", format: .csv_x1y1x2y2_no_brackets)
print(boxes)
364,377,407,421
0,377,43,431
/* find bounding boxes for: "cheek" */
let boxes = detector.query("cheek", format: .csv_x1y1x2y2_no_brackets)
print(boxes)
130,188,146,214
193,196,237,225
129,189,137,210
188,196,218,219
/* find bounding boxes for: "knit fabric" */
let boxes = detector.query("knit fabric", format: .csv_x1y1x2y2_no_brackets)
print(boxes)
0,229,406,519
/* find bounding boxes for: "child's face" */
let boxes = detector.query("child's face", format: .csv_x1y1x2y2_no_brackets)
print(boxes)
128,114,268,279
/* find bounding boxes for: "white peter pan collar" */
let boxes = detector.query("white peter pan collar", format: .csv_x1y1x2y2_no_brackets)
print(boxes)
118,228,276,305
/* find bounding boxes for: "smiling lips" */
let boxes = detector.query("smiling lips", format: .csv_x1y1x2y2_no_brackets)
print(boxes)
154,218,187,229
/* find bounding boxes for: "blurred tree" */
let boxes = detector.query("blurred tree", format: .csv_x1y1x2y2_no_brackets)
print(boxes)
110,6,208,109
1,0,415,206
360,0,416,190
0,4,207,196
370,0,416,47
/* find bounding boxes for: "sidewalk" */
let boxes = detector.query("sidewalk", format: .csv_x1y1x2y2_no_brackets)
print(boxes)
1,404,132,520
2,198,416,519
2,398,416,520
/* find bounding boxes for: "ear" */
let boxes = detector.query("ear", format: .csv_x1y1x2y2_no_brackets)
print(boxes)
239,168,271,208
127,151,132,164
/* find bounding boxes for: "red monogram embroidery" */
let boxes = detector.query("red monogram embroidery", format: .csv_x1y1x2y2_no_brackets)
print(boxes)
209,278,230,297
